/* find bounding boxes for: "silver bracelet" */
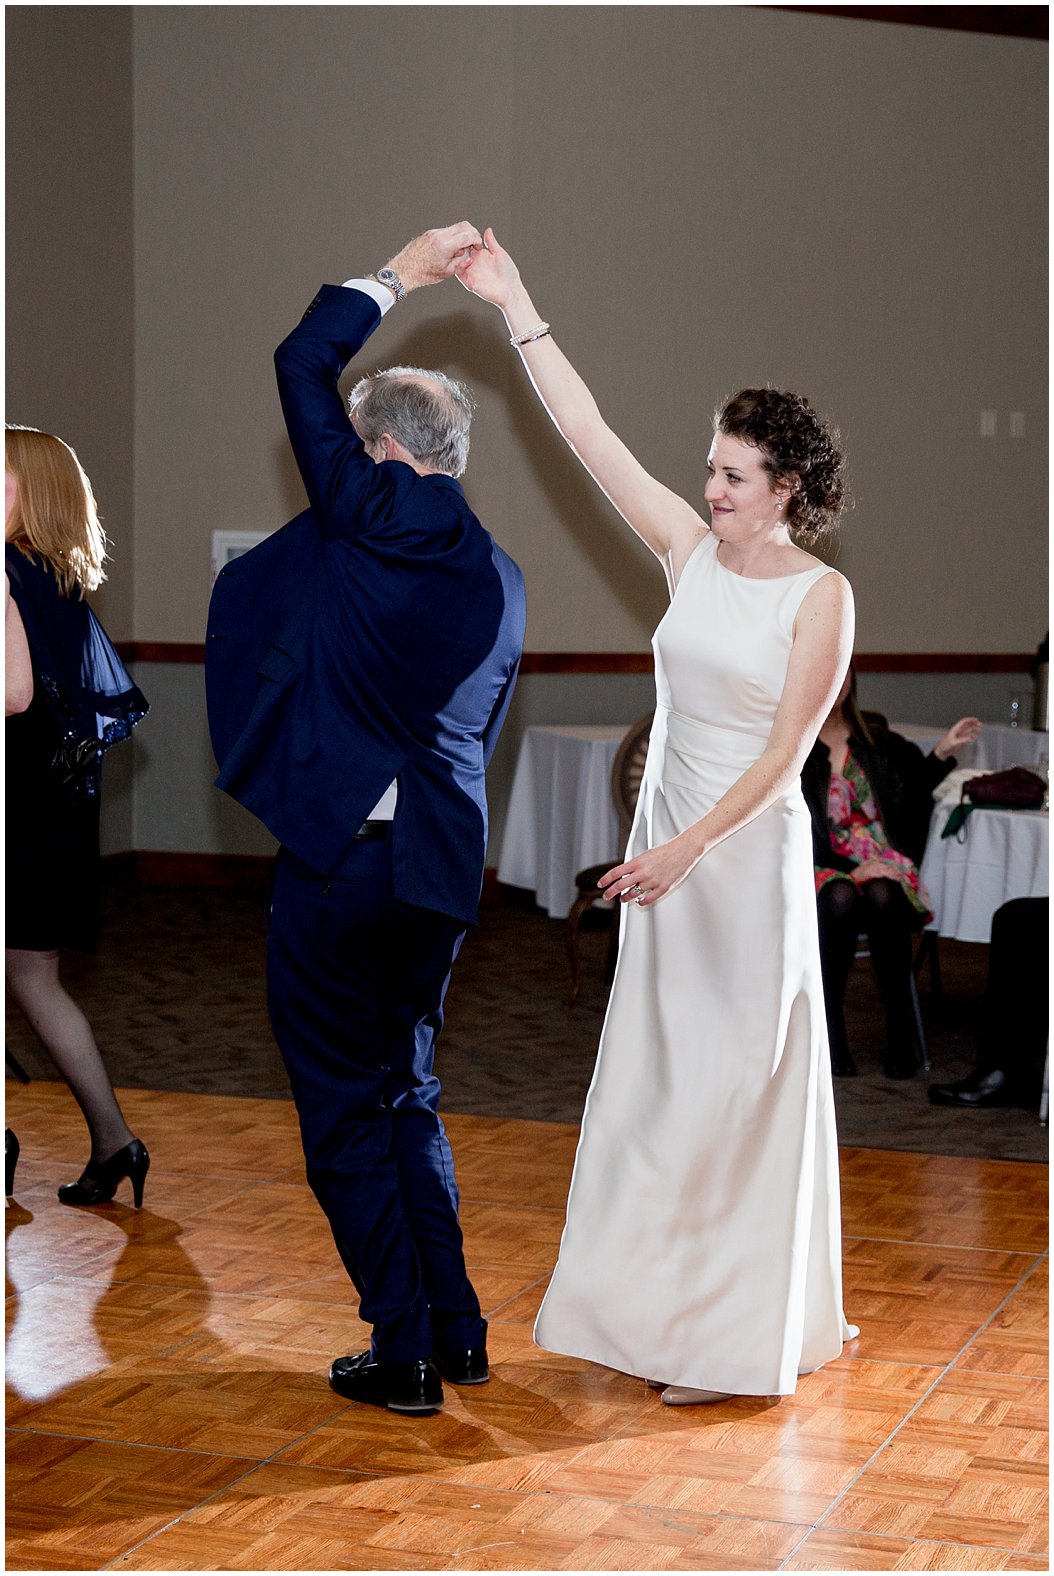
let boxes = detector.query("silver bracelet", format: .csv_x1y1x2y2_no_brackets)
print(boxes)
509,321,551,347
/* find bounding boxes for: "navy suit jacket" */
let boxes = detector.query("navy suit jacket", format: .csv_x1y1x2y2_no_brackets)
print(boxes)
205,284,526,927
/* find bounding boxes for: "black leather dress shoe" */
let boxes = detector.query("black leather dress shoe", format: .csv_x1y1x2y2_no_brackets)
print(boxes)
435,1345,489,1385
928,1070,1013,1109
328,1352,443,1413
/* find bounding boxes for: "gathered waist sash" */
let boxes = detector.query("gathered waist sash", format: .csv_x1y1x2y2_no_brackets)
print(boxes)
643,705,808,821
655,704,769,774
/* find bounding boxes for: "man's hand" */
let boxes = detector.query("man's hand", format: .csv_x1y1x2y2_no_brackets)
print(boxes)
387,223,483,292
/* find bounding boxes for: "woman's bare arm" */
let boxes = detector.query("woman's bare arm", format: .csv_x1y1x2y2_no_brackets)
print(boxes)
5,574,33,716
458,229,707,570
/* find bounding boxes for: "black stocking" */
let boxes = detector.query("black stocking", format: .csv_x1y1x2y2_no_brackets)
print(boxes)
5,948,134,1162
856,878,925,1049
816,879,862,1070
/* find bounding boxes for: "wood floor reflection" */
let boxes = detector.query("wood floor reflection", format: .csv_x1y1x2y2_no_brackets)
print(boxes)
6,1084,1048,1571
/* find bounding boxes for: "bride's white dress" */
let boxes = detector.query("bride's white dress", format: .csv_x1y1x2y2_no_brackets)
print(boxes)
534,531,857,1396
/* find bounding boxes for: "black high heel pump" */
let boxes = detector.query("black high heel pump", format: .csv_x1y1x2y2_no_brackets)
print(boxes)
6,1129,19,1196
58,1138,149,1208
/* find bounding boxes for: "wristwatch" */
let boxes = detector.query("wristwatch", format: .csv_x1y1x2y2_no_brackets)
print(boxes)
372,266,406,301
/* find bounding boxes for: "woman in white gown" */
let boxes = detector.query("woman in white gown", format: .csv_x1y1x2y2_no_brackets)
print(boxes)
458,233,858,1404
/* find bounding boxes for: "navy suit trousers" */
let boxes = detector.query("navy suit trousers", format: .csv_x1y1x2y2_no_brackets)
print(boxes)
266,839,486,1364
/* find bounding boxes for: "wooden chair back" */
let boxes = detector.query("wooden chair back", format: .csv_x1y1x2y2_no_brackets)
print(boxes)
611,712,654,851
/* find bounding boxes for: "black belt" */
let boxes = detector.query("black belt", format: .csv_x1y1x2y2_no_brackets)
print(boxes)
353,820,391,841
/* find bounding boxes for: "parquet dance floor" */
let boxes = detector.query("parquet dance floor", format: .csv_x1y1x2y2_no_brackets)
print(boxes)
5,1083,1048,1571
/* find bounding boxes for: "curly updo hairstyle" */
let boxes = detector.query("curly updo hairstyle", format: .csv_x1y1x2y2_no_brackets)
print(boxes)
714,388,849,546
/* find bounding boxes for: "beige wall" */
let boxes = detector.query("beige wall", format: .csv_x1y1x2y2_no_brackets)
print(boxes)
130,5,1046,654
8,6,1045,654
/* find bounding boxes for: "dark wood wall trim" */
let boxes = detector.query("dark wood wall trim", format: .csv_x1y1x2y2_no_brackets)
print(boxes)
116,642,1032,675
768,6,1048,41
106,851,273,890
105,850,508,903
117,641,207,664
852,653,1033,674
520,653,655,675
521,653,1035,676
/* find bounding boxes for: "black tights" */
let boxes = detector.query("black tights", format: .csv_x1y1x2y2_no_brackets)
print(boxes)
817,878,925,1064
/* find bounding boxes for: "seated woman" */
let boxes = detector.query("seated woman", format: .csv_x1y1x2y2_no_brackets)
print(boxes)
801,668,980,1078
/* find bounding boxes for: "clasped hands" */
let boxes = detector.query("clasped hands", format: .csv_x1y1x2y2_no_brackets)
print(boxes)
385,223,521,306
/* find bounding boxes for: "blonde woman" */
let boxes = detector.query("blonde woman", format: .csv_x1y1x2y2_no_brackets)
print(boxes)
5,426,148,1205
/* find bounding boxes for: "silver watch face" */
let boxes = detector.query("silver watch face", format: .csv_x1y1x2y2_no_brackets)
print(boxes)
376,268,403,297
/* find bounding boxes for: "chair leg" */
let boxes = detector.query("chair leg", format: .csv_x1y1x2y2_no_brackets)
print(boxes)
604,910,619,983
1039,1044,1049,1127
566,893,596,1010
5,1050,31,1085
914,931,943,1002
909,971,930,1072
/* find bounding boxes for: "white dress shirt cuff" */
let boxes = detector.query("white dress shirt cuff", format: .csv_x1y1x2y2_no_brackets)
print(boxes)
342,277,396,314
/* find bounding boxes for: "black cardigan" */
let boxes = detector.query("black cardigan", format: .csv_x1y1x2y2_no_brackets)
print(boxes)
801,713,956,872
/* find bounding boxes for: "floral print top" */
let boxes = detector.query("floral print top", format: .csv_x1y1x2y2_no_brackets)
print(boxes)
815,749,933,919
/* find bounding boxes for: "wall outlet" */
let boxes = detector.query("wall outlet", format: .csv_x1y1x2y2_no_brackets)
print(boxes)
980,410,997,436
1009,411,1026,437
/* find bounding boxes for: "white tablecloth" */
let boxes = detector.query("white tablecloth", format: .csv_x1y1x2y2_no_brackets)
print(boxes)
497,724,626,919
498,719,1050,927
920,805,1049,944
890,722,1048,771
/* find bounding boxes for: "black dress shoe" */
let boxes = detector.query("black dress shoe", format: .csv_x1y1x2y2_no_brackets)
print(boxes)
328,1352,443,1413
435,1345,489,1385
6,1129,19,1197
928,1069,1013,1109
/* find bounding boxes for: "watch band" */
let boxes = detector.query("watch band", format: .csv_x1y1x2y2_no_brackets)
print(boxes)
372,266,406,301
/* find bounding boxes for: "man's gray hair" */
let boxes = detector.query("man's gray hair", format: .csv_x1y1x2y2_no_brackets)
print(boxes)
348,365,475,478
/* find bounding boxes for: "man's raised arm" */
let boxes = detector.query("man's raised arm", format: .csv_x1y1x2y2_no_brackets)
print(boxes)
273,223,482,539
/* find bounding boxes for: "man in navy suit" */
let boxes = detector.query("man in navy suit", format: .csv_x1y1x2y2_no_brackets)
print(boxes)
206,223,526,1413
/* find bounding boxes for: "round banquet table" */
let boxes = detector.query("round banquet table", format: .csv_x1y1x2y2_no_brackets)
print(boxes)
920,803,1049,944
497,724,626,919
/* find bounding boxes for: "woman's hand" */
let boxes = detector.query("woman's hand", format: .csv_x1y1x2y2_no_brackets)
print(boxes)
934,716,982,760
851,858,892,884
455,227,524,310
598,832,704,908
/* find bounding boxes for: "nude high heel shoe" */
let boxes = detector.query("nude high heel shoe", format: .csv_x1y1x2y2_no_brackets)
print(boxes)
660,1386,734,1406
